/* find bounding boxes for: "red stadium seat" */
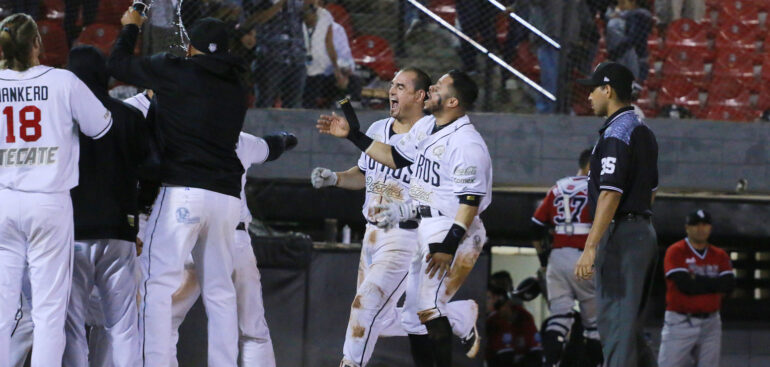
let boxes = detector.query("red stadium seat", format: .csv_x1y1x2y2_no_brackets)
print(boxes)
326,3,354,38
756,83,770,110
429,0,456,25
664,19,710,56
760,53,770,82
510,41,540,81
661,48,708,88
94,0,132,25
75,23,121,57
42,0,65,19
759,0,770,12
706,77,752,107
37,20,68,67
700,105,757,122
351,35,397,81
719,0,760,26
712,50,757,90
714,20,760,53
657,78,701,113
496,13,507,46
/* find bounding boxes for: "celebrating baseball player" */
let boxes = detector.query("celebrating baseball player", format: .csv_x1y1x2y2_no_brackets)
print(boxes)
658,210,734,367
312,68,480,367
531,149,603,367
574,61,659,367
0,13,113,367
317,69,492,367
108,9,249,366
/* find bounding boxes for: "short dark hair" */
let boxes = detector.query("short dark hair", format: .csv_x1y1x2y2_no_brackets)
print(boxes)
447,69,478,110
400,67,431,97
578,148,592,169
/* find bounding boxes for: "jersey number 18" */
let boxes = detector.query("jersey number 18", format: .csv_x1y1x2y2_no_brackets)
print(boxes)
3,105,42,143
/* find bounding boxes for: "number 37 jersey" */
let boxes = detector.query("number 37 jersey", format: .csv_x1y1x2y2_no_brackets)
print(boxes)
0,66,112,193
393,114,492,217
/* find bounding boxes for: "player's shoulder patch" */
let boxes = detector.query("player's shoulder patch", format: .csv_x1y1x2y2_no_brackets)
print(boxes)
603,110,642,145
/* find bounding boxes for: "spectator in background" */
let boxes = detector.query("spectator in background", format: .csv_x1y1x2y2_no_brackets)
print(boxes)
301,1,336,108
246,0,307,108
64,0,99,46
12,0,40,19
231,23,259,105
605,0,653,83
456,0,498,75
486,284,541,367
330,20,362,102
655,0,705,25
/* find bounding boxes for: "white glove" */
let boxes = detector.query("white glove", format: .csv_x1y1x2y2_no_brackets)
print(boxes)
373,201,418,229
311,167,337,189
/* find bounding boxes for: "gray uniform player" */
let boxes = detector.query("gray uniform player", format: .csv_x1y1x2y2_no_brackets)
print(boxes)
531,149,602,366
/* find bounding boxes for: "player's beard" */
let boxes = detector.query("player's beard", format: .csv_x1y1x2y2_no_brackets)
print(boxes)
425,93,443,114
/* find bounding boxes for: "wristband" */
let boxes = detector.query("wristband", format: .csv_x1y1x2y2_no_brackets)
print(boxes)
429,223,467,255
347,130,374,152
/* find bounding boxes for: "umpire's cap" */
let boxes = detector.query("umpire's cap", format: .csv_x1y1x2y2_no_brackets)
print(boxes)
577,61,635,101
189,17,229,55
512,276,541,301
686,209,712,225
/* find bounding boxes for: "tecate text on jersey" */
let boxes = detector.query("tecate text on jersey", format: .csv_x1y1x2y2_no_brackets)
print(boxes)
0,147,59,167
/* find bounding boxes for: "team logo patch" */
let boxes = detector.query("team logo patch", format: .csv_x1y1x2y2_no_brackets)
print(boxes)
176,207,200,224
433,145,445,158
473,235,482,248
208,43,217,53
685,257,696,264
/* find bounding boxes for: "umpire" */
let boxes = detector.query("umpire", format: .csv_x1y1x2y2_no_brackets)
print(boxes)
574,62,659,367
108,8,248,367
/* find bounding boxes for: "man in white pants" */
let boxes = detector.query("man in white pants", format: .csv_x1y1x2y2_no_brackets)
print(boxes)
312,68,479,367
317,70,492,367
0,13,113,367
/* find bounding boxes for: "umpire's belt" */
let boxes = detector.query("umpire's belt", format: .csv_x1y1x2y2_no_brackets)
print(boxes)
613,213,651,223
554,223,591,235
417,205,444,218
367,219,419,229
236,222,247,231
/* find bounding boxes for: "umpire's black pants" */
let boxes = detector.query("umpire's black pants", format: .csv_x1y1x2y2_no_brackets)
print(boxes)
595,217,658,367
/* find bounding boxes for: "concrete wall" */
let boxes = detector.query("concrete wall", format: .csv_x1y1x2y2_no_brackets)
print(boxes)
244,109,770,193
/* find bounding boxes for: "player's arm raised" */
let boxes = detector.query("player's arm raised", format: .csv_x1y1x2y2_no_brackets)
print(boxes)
107,8,165,90
317,113,412,170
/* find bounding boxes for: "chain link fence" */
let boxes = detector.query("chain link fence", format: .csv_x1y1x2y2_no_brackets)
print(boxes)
5,0,770,122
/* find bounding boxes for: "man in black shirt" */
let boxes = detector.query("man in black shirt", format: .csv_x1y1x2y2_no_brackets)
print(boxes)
108,9,247,367
573,62,659,367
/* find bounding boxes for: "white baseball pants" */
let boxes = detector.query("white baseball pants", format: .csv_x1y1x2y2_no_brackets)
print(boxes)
658,311,721,367
167,229,276,367
139,186,240,367
546,247,599,339
0,190,73,367
64,239,139,367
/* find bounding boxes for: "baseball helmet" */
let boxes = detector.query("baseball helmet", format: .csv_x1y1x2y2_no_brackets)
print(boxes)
512,276,541,301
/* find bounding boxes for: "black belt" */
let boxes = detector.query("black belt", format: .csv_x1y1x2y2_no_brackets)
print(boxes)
367,219,419,229
417,205,444,218
236,222,246,231
676,311,714,319
614,213,651,222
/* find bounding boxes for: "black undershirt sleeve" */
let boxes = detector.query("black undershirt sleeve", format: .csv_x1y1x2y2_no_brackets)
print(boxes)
670,273,736,295
392,146,412,169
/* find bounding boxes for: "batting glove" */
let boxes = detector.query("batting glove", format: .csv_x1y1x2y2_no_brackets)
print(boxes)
311,167,337,189
372,201,418,229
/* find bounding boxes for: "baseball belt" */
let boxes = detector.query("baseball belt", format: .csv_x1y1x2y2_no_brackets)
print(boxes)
417,205,444,218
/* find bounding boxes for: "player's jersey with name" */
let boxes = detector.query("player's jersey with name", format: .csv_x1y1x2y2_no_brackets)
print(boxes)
393,114,492,216
532,176,592,250
664,238,733,314
236,132,270,224
0,66,112,193
357,117,413,221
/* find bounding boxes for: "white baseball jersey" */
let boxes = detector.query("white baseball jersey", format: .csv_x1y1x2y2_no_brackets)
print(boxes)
357,117,413,221
393,114,492,216
0,65,112,192
235,132,270,224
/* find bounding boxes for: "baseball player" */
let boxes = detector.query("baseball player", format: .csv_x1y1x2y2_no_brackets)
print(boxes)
109,11,248,366
63,44,149,367
317,70,492,366
127,92,293,367
531,149,603,366
658,210,734,367
0,13,113,367
312,68,479,367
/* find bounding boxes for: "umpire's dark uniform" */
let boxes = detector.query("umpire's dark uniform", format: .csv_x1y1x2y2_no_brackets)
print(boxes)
588,97,659,364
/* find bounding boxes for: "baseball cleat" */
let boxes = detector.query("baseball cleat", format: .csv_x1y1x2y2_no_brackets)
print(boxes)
460,300,481,358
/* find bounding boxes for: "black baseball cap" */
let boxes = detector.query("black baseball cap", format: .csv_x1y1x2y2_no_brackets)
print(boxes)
577,62,635,101
686,209,712,225
189,17,229,55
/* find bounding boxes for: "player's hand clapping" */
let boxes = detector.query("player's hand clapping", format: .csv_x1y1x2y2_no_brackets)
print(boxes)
317,113,351,138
